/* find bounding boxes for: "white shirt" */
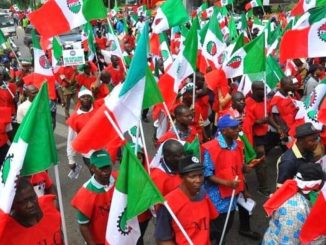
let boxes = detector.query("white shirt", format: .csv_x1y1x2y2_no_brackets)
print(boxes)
16,100,32,123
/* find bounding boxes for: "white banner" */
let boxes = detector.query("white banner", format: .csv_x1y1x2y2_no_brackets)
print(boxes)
63,49,85,67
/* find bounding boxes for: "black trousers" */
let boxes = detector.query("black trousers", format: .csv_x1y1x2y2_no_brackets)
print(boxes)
210,205,250,245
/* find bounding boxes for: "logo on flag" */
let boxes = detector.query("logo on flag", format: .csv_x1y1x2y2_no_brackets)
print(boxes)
218,51,227,65
117,208,133,235
176,59,187,79
305,0,311,4
161,50,169,61
227,56,242,69
318,23,326,43
305,91,316,108
206,41,217,56
1,154,14,184
39,55,51,69
108,40,117,51
154,18,162,26
307,110,318,122
67,0,81,14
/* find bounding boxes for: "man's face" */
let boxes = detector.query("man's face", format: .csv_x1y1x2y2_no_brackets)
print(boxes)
176,108,193,126
233,95,245,112
79,95,92,109
12,187,40,218
111,56,119,67
27,87,39,102
92,165,112,185
222,126,240,140
182,170,204,196
302,134,319,153
164,146,185,171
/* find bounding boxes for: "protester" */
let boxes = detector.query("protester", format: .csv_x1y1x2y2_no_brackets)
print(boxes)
277,122,320,187
16,85,38,124
263,163,325,244
155,154,218,244
0,177,63,244
203,115,260,243
71,149,117,245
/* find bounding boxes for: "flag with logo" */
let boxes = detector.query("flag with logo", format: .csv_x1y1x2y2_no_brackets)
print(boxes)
72,23,149,154
0,83,57,216
157,18,199,110
202,9,226,69
223,33,265,78
106,143,164,245
106,20,124,59
52,37,63,68
29,0,107,38
280,7,326,63
152,0,189,34
23,30,56,100
159,33,173,71
245,0,263,11
291,0,326,16
220,0,233,7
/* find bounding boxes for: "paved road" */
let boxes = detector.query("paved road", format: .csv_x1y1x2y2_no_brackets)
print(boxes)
13,26,283,245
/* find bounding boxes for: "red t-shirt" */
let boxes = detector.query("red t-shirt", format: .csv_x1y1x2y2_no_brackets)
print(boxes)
95,37,107,50
104,64,125,86
0,195,62,245
151,168,181,196
76,73,97,90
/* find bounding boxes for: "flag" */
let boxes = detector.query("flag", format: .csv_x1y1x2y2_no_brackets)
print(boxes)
245,0,263,11
29,0,107,38
152,0,189,34
159,33,173,70
106,20,124,59
0,83,57,214
23,30,56,100
184,136,200,159
279,7,326,63
202,9,226,69
228,15,238,42
142,67,164,109
238,132,256,164
83,23,96,61
192,2,207,17
0,30,7,49
220,0,233,7
300,184,326,243
52,37,63,67
318,97,326,124
106,143,164,244
291,0,326,16
223,33,265,78
265,55,285,89
157,18,199,110
72,23,149,154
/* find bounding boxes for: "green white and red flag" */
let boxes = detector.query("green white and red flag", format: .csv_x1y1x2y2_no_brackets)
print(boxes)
159,33,173,71
279,7,326,63
152,0,189,34
245,0,263,11
29,0,107,39
157,18,199,109
291,0,326,16
202,9,226,69
0,83,57,218
23,30,56,100
223,33,265,78
106,143,164,245
72,23,149,154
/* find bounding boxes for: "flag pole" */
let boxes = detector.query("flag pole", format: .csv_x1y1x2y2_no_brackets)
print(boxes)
135,119,140,154
263,72,267,117
219,176,238,245
3,81,15,98
164,201,194,245
104,111,126,140
192,73,196,109
162,102,181,141
54,165,69,245
261,6,266,16
140,120,151,174
8,37,22,68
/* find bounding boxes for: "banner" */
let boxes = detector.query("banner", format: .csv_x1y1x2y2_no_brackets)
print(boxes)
63,49,85,66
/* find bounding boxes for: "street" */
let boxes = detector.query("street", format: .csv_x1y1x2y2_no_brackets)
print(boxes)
13,26,282,245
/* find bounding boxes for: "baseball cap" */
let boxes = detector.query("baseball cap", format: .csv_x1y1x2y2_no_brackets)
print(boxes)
218,114,239,130
295,122,320,139
90,150,112,168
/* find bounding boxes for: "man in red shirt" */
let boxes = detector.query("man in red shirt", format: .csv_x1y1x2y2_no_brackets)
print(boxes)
157,105,198,144
76,63,97,90
95,31,107,50
155,154,218,244
71,150,117,245
0,177,63,245
151,139,185,196
104,55,125,87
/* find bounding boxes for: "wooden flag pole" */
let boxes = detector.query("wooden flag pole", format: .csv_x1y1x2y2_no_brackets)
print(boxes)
162,102,181,141
54,165,68,245
140,120,151,174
